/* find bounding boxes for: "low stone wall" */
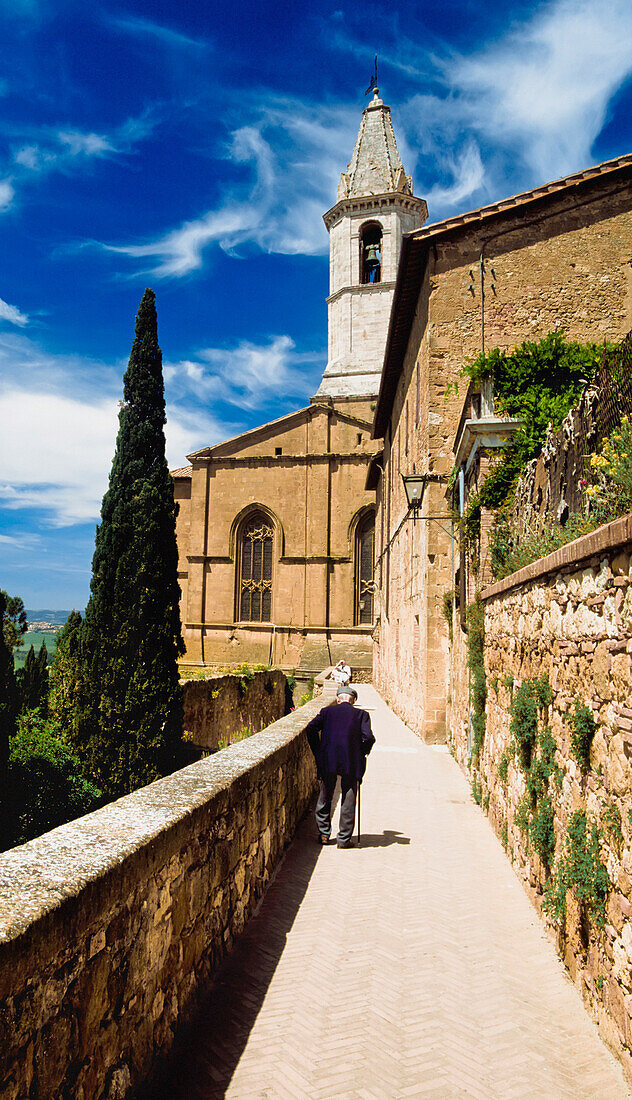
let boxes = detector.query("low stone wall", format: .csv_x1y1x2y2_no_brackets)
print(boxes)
0,700,320,1100
449,515,632,1082
182,669,288,751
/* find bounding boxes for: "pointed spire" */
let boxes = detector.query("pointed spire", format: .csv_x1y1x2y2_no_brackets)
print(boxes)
337,90,413,201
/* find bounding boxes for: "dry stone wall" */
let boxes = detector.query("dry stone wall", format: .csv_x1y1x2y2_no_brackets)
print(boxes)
0,700,321,1100
182,669,287,751
449,516,632,1081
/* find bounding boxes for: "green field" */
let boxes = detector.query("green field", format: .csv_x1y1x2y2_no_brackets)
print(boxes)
14,631,58,669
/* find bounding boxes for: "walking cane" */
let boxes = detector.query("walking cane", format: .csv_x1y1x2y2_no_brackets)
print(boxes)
357,779,361,845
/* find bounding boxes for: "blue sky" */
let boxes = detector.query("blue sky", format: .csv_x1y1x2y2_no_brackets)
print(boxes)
2,0,632,609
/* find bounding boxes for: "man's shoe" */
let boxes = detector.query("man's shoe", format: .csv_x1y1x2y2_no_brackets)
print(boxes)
337,839,354,848
319,834,330,845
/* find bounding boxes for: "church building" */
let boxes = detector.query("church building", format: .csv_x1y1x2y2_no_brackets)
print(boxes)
172,89,427,675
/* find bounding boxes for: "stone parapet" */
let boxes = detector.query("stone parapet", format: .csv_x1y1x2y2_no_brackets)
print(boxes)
182,669,288,751
0,701,321,1099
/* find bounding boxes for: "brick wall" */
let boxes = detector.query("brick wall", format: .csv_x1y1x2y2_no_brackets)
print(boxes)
0,701,320,1099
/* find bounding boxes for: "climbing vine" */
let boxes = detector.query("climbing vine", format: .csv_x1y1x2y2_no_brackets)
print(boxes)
508,676,560,870
543,811,610,928
569,701,597,772
466,596,486,767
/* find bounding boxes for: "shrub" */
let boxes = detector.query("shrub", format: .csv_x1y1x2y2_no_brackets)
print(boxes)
463,332,602,513
466,596,486,765
441,591,454,642
498,750,509,784
530,792,556,869
8,714,102,846
569,701,596,771
544,811,610,928
510,681,538,770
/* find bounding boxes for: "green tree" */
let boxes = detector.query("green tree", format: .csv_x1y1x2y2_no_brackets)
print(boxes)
48,610,83,729
0,590,18,849
18,641,49,714
75,289,184,798
2,590,27,654
8,713,101,846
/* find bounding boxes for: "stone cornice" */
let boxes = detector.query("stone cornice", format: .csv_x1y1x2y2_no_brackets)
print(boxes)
323,192,427,231
183,620,374,633
193,452,377,469
326,281,395,306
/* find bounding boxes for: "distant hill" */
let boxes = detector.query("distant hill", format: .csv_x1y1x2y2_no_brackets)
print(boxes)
25,609,74,628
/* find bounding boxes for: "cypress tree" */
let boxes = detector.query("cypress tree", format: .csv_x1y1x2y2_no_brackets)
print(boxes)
48,611,83,729
18,641,49,714
76,289,184,798
0,591,17,849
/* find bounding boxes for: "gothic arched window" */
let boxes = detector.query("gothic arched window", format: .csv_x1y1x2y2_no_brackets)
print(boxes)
238,513,274,622
360,222,382,285
355,511,375,624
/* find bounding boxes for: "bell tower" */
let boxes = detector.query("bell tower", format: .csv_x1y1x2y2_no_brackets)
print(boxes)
313,88,427,406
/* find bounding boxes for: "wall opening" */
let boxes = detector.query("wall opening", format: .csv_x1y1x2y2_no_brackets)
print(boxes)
355,510,376,624
360,222,382,284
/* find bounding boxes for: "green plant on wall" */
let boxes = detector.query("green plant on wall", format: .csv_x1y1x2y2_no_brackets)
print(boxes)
587,414,632,521
543,811,610,928
510,680,539,770
602,800,623,855
509,676,560,870
441,591,454,643
466,596,486,766
569,701,597,772
462,332,603,515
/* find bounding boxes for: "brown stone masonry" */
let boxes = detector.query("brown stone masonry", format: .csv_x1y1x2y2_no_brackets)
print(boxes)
449,515,632,1084
182,669,287,752
0,701,321,1100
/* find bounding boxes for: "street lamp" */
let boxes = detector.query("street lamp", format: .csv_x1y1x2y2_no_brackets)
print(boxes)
401,474,426,512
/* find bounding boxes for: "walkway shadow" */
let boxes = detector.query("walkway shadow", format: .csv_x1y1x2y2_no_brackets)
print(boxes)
144,808,323,1100
358,830,410,847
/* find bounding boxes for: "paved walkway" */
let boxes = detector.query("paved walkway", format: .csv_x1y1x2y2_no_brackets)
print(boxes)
156,687,630,1099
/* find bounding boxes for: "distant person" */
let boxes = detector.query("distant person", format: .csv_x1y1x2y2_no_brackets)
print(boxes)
305,685,375,848
332,659,351,686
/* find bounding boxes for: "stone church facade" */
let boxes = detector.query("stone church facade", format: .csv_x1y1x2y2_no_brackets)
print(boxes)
371,153,632,741
173,89,427,674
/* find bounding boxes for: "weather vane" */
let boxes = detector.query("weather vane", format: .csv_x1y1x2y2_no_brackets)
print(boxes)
365,55,378,95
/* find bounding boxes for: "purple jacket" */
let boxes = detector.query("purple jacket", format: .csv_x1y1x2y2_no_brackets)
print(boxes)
305,702,375,780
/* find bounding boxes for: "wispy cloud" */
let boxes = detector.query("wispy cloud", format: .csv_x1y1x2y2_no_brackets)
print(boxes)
100,97,357,276
0,296,27,325
165,334,323,410
401,0,632,214
108,14,209,52
4,107,159,210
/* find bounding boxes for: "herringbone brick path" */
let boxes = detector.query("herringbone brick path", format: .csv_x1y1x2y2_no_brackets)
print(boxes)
155,687,630,1099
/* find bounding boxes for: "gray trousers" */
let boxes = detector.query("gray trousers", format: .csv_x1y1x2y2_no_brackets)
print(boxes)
315,772,357,843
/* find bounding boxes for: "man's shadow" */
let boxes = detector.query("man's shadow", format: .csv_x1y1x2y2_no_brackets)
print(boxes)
357,830,410,847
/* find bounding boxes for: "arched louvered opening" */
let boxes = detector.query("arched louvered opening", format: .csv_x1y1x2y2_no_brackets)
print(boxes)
355,511,375,625
237,513,274,622
359,222,382,285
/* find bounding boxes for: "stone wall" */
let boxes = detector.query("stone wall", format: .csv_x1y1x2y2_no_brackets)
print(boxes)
182,669,288,752
449,516,632,1081
0,700,321,1100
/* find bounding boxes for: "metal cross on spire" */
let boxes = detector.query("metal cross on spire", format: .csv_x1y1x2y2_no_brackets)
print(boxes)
365,55,378,95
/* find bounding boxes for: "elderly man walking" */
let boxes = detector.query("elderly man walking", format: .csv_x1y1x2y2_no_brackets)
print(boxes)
305,685,375,848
